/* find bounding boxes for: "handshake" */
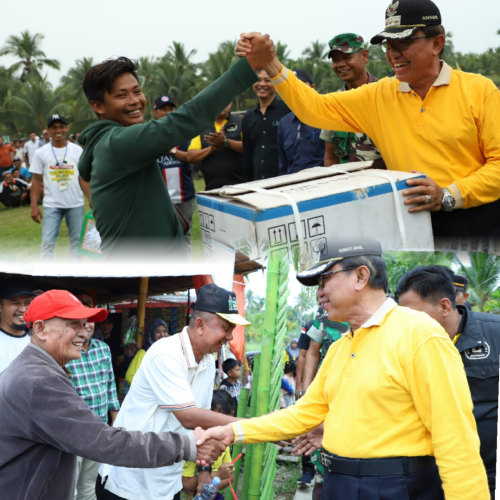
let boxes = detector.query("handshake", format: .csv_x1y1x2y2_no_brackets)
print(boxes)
192,425,236,465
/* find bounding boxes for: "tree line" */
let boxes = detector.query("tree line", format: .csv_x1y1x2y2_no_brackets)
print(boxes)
244,251,500,344
0,30,499,137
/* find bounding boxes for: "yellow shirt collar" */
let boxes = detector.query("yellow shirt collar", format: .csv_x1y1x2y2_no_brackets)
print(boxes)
398,61,452,93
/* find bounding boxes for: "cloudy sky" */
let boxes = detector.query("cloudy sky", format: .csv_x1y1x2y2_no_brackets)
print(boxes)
1,0,499,86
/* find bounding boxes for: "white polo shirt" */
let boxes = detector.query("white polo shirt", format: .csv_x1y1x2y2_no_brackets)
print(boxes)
100,327,215,500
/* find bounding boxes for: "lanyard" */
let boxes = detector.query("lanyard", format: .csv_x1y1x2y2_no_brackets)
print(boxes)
51,143,68,166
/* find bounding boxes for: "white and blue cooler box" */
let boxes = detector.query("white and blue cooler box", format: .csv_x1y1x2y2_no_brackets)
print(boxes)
196,163,434,262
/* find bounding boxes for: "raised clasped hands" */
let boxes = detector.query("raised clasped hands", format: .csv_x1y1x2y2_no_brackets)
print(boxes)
290,423,324,456
235,32,277,70
193,427,228,466
403,170,444,213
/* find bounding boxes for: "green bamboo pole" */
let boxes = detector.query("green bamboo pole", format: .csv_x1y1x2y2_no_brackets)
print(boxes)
241,354,261,500
224,388,250,500
248,250,286,500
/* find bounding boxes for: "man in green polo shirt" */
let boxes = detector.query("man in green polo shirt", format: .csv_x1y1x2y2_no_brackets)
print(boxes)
78,37,276,259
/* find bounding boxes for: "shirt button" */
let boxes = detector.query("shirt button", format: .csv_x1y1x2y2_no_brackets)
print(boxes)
262,145,265,148
351,353,355,358
263,131,266,134
263,117,266,120
421,108,425,112
482,371,486,376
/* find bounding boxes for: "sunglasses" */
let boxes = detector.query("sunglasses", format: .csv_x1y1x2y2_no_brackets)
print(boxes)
318,267,358,288
381,35,429,54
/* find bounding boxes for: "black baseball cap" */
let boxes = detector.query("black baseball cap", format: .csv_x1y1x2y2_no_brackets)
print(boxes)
0,279,35,300
154,95,177,110
194,284,251,326
292,69,314,85
296,237,383,286
47,114,68,127
371,0,442,45
453,274,469,292
12,157,21,162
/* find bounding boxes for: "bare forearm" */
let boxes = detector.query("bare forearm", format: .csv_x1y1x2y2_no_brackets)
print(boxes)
187,147,214,164
324,142,340,166
109,410,118,426
228,140,243,154
263,58,283,78
176,407,240,430
295,353,306,393
30,176,42,207
174,150,189,162
303,349,321,390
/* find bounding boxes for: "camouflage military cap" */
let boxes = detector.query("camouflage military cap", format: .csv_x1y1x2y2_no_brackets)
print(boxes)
327,33,365,58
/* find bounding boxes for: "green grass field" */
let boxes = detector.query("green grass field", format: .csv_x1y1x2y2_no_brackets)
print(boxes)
0,177,206,261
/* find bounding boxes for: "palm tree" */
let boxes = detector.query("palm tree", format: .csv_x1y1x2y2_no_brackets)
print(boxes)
384,251,456,294
149,42,200,108
302,41,328,63
454,253,500,312
3,75,70,133
0,31,60,80
58,58,96,131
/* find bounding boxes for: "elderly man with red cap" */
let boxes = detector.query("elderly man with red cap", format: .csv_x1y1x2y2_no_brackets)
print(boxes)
0,290,226,500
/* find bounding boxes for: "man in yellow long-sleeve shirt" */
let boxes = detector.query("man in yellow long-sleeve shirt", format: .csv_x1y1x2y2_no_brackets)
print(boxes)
235,0,500,238
198,237,489,500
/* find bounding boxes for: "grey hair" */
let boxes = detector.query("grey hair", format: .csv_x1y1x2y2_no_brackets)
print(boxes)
339,255,388,292
189,310,216,326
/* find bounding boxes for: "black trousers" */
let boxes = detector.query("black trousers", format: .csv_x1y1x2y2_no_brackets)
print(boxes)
431,199,500,237
322,465,445,500
96,474,181,500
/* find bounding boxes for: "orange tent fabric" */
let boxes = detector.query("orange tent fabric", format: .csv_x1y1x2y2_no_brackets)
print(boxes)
230,274,246,362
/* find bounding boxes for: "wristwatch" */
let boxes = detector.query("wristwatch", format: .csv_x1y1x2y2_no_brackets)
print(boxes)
223,139,230,148
197,465,212,473
441,188,456,212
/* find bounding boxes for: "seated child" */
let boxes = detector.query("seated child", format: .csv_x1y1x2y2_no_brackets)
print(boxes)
219,358,241,415
181,390,235,500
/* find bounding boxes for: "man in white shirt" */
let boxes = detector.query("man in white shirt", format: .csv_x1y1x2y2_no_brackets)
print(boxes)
0,279,34,373
30,115,89,261
97,284,251,500
23,132,39,167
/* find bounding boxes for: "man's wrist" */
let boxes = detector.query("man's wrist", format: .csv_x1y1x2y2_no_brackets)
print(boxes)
440,187,456,212
264,59,283,79
197,465,212,473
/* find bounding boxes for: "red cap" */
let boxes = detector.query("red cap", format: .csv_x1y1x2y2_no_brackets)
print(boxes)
24,290,108,327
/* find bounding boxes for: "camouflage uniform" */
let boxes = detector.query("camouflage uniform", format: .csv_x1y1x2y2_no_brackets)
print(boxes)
322,33,386,169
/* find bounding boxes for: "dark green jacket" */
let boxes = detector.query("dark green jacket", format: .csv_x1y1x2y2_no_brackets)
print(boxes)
78,58,258,258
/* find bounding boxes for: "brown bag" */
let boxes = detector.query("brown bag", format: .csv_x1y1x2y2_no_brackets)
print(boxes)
174,203,189,234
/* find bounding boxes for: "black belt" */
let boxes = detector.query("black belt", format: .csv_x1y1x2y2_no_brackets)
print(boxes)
320,453,437,477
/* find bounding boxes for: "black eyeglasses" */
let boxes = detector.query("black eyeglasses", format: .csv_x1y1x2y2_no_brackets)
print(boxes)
318,267,358,288
381,35,429,54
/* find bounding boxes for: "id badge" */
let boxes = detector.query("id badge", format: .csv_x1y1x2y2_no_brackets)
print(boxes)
58,180,69,191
